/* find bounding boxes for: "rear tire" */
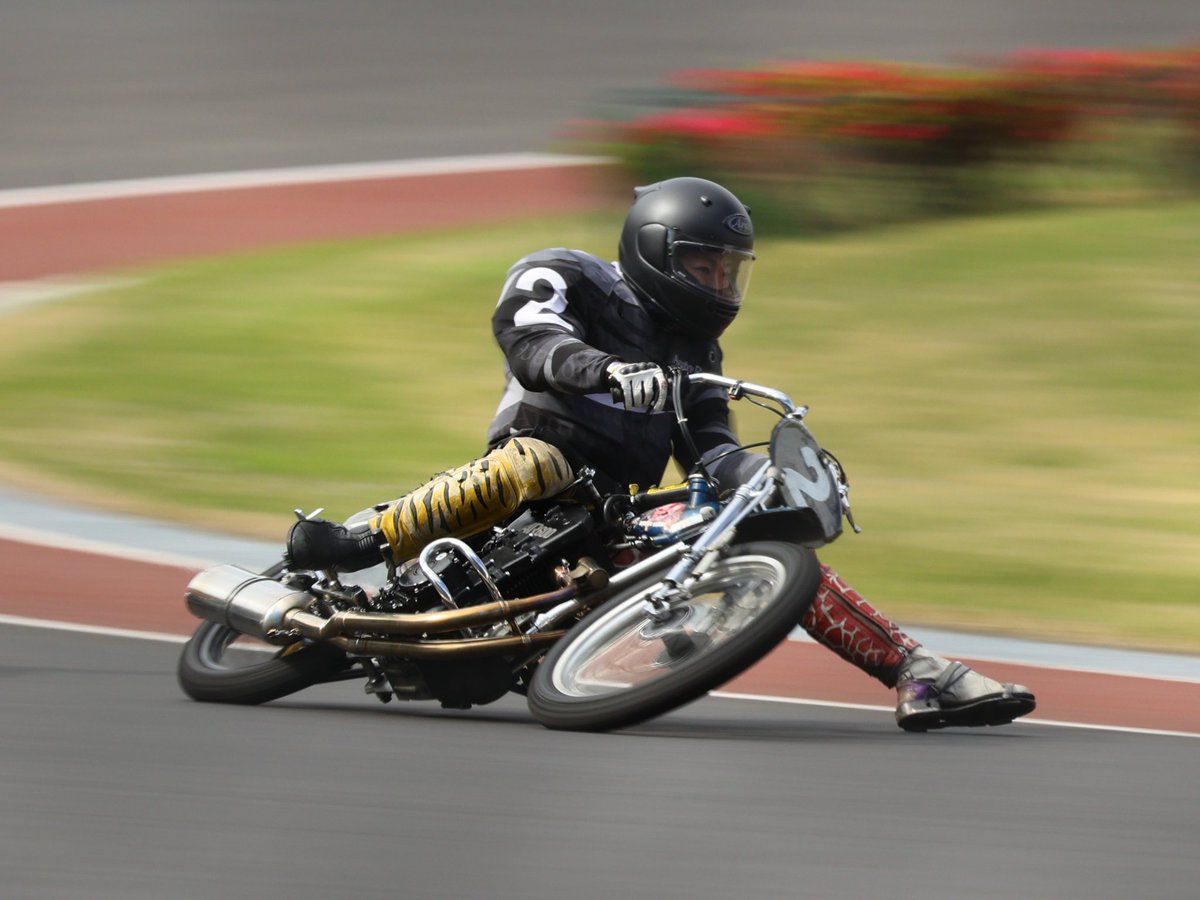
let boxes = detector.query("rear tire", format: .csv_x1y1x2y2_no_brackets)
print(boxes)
527,541,819,732
177,561,349,705
177,621,350,705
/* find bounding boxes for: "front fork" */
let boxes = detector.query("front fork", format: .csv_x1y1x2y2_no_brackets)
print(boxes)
642,460,776,624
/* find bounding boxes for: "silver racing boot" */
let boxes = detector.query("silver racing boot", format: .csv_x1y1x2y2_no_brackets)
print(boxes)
894,647,1036,732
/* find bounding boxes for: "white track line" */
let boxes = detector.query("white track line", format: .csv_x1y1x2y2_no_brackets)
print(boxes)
0,522,211,570
0,153,611,209
710,690,1200,740
0,614,187,644
0,614,1195,739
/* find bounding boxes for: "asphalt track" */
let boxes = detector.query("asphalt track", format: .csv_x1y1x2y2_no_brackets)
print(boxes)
4,4,1200,898
4,624,1200,900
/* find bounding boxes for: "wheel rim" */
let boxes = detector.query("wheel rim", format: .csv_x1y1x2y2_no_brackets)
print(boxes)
192,622,286,671
549,553,789,698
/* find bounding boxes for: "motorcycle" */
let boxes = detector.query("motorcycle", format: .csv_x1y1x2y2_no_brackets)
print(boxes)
177,371,859,732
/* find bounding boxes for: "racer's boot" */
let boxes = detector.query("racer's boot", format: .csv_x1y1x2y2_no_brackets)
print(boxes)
800,564,1036,731
285,518,385,573
893,647,1036,732
285,438,573,574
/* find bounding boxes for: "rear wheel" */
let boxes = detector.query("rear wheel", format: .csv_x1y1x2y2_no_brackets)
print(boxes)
527,541,819,731
177,561,350,705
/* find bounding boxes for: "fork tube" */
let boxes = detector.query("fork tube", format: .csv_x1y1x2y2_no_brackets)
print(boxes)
652,459,774,598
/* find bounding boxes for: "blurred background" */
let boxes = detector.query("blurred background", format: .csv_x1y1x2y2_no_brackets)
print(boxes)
3,0,1199,187
1,0,1198,651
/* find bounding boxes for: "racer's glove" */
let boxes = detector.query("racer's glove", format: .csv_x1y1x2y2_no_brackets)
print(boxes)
607,361,669,412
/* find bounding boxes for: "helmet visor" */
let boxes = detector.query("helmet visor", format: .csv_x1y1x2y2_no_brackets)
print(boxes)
668,240,754,306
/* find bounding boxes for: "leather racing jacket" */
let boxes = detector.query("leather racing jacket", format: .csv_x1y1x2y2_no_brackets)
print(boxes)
486,248,762,493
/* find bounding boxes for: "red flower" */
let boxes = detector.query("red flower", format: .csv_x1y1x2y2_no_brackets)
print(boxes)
834,122,950,142
623,109,779,141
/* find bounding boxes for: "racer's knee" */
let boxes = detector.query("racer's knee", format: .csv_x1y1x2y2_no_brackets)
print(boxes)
369,438,574,560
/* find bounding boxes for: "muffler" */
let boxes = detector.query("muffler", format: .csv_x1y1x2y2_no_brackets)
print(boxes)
186,564,313,643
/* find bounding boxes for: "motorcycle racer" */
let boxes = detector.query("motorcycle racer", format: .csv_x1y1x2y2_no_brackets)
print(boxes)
289,176,1036,732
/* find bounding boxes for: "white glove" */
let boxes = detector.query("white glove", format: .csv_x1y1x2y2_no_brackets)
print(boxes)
607,362,669,412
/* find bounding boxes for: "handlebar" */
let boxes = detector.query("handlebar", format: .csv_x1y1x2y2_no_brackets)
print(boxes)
608,366,802,418
681,372,803,417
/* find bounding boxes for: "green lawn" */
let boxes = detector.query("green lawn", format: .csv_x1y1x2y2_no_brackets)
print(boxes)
1,203,1197,652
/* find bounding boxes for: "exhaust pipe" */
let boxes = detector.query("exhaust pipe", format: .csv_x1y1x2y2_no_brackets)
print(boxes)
185,559,608,656
186,565,313,643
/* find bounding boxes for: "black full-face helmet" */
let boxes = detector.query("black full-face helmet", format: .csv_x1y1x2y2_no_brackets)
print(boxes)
618,177,755,340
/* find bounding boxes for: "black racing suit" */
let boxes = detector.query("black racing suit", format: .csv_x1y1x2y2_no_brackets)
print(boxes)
485,247,924,688
486,248,761,493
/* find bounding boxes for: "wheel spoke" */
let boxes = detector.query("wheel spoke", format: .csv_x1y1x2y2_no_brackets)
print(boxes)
550,554,788,697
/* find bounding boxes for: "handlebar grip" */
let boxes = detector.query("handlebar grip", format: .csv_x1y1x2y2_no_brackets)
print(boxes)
628,484,690,512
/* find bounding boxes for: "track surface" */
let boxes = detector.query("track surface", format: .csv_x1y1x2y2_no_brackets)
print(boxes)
4,625,1200,900
4,4,1200,898
3,506,1200,900
4,0,1200,189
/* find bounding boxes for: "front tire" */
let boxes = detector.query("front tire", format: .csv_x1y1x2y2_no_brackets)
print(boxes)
527,541,819,731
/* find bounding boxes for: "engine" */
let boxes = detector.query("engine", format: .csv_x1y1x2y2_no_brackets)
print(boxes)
375,501,602,614
368,501,604,708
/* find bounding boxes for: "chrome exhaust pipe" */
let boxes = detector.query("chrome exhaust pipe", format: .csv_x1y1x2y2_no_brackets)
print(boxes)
186,556,612,653
282,585,578,641
187,566,580,648
185,564,313,643
326,630,567,659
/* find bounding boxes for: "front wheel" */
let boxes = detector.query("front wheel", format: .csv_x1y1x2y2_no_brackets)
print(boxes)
527,541,819,731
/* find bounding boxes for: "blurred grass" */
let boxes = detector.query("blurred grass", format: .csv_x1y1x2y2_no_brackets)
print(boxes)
0,203,1197,651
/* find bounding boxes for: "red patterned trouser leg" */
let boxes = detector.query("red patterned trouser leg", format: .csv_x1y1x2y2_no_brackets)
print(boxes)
799,564,919,687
